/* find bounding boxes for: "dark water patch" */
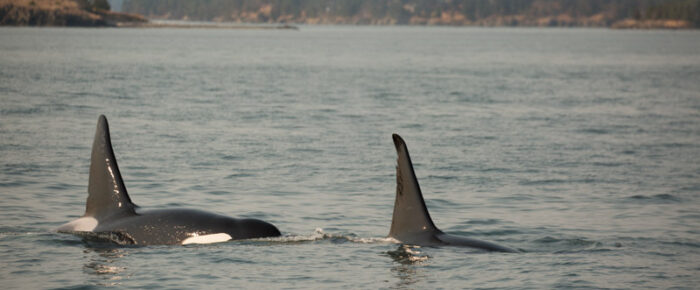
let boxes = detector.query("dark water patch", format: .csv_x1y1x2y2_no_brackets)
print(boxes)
454,229,524,237
141,182,164,189
469,134,498,141
646,251,676,257
44,182,81,191
520,178,604,186
39,234,86,247
400,123,424,129
0,107,42,115
660,142,694,149
316,108,338,114
531,236,607,253
66,145,89,151
0,180,29,187
660,240,700,249
3,163,43,176
206,190,231,196
448,91,464,97
577,128,610,135
156,133,187,142
592,161,625,167
1,230,85,248
627,194,681,203
49,284,101,290
435,164,469,171
371,91,400,100
465,219,502,225
480,167,513,173
190,161,215,167
303,216,338,221
42,103,97,113
288,147,323,154
0,143,33,151
426,175,458,181
185,184,206,192
520,179,567,186
338,113,363,120
492,194,536,202
0,227,43,241
220,154,243,161
455,92,497,104
225,173,255,179
209,257,254,264
552,280,597,289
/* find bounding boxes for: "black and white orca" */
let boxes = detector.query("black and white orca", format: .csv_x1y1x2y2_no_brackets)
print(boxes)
389,134,517,252
57,115,281,245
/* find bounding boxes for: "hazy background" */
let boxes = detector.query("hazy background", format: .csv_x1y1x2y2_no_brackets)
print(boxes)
115,0,700,27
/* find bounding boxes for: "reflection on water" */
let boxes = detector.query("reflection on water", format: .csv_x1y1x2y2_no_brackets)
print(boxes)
386,245,430,288
83,247,128,287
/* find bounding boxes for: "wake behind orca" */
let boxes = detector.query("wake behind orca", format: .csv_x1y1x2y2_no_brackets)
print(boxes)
389,134,517,252
57,115,281,245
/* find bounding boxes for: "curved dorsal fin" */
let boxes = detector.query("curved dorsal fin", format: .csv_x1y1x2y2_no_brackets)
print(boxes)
84,115,136,221
389,134,439,239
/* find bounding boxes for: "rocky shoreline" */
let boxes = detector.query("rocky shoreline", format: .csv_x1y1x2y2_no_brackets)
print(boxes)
0,0,146,27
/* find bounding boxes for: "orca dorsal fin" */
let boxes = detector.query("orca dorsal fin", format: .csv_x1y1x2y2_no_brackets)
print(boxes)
84,115,136,221
389,134,439,239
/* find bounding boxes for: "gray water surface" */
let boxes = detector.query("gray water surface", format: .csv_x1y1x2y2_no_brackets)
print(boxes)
1,26,699,289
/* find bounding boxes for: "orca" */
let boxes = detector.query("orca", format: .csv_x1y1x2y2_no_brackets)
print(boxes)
57,115,281,245
389,134,517,252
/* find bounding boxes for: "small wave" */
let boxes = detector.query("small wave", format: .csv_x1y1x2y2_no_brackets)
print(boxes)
426,175,458,180
225,173,255,179
456,228,524,236
220,155,243,161
255,228,399,245
660,240,700,249
0,107,42,115
386,245,430,264
0,228,43,239
534,236,597,246
627,194,681,203
520,178,602,186
481,167,513,173
466,219,501,225
591,162,624,167
531,236,615,253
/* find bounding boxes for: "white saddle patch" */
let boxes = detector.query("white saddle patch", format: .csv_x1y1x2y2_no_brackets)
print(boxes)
56,217,98,232
181,233,232,245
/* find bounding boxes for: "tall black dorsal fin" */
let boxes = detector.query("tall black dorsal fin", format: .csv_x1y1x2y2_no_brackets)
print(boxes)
85,115,136,221
389,134,439,239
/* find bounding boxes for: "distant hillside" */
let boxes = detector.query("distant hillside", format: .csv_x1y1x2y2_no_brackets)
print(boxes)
121,0,700,28
0,0,146,26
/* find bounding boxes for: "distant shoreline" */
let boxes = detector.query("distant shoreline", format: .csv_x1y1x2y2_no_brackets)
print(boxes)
0,0,695,30
117,20,299,30
123,19,694,30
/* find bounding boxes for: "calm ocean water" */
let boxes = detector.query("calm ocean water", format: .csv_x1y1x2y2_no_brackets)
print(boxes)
1,26,699,289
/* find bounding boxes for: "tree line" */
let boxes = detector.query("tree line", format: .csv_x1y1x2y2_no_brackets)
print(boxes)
121,0,700,27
